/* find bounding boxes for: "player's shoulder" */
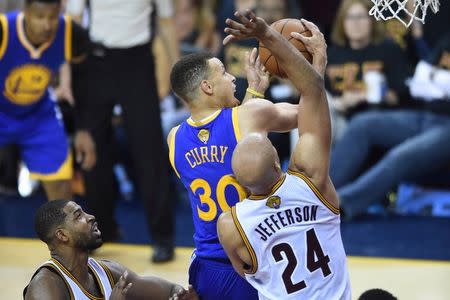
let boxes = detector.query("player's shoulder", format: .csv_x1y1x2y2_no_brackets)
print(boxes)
217,210,233,227
98,259,126,279
217,211,238,242
25,267,67,299
167,124,181,145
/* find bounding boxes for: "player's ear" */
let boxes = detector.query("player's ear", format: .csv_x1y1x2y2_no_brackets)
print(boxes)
200,80,213,96
55,228,70,243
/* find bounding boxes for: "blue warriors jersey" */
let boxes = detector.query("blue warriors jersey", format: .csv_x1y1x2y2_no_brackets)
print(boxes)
169,108,247,259
0,12,72,117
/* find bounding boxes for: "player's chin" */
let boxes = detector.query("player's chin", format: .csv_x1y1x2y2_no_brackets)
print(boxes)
230,96,240,107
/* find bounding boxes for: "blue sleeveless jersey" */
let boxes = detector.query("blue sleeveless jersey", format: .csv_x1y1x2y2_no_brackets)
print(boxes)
170,108,248,259
0,12,72,117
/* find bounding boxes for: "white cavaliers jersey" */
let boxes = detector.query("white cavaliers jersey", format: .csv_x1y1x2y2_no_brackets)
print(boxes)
24,257,114,299
232,171,351,300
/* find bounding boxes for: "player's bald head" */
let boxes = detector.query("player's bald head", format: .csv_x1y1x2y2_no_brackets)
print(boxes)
232,133,281,192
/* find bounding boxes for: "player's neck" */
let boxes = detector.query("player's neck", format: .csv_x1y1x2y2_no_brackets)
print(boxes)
249,172,284,198
189,104,222,123
23,19,44,47
50,250,90,281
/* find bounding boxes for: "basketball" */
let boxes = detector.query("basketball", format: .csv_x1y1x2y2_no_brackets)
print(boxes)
259,19,313,78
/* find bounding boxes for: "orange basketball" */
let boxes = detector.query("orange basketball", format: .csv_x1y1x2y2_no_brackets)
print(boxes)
259,19,312,78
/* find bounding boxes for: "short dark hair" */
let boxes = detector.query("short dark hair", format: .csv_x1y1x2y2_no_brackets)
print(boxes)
170,52,214,103
34,200,70,244
358,289,397,300
26,0,61,5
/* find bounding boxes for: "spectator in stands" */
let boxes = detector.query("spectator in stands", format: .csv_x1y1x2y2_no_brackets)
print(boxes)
0,0,24,12
66,0,179,263
330,32,450,220
326,0,411,141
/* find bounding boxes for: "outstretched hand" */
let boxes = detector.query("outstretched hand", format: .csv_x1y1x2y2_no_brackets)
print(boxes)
170,285,199,300
245,47,270,94
290,19,327,75
223,10,270,45
110,271,132,300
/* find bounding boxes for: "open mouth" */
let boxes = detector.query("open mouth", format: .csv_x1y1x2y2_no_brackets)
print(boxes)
91,222,101,235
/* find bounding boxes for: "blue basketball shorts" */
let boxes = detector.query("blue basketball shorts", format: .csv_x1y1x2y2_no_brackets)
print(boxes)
188,252,258,300
0,101,72,181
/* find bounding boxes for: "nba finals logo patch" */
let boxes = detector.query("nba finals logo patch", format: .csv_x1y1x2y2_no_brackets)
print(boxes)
4,64,51,105
266,196,281,209
197,129,210,144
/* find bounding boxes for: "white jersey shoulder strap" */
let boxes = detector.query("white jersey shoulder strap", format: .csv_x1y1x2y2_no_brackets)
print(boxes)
39,258,113,300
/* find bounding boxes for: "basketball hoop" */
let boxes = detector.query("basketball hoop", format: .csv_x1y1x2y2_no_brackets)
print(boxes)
369,0,440,27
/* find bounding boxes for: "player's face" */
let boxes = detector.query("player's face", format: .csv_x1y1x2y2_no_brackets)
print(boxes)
207,58,239,108
63,202,103,251
24,2,61,45
343,3,372,43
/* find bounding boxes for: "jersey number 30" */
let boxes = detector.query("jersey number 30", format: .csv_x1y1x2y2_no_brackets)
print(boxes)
272,228,331,294
190,175,247,221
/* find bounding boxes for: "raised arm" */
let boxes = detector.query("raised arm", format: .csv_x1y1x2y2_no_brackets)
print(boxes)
225,11,335,203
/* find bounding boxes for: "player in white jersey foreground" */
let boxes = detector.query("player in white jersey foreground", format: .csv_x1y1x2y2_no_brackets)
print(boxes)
24,200,198,300
217,11,351,300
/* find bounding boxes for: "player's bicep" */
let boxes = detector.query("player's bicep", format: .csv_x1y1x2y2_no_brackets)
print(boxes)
240,100,297,134
293,92,332,182
217,212,246,277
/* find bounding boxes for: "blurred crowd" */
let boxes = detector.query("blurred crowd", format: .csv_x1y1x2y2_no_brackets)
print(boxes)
1,0,450,255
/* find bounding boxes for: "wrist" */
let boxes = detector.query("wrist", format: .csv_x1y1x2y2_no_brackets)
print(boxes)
246,87,264,98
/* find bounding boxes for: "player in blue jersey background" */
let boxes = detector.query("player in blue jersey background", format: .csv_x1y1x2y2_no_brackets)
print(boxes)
167,30,300,300
0,0,95,200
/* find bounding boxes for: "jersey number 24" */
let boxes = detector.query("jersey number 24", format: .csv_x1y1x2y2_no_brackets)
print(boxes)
272,228,332,294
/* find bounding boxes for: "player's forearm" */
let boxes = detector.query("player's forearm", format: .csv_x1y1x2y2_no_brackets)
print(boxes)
261,27,323,94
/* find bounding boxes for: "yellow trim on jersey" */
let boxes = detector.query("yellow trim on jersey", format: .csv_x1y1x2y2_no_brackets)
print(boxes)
232,107,241,142
30,151,73,181
64,15,72,62
42,263,76,300
169,125,181,178
0,14,8,60
51,258,104,300
17,13,56,59
287,169,340,215
248,174,286,200
231,206,258,274
187,109,221,127
97,260,115,287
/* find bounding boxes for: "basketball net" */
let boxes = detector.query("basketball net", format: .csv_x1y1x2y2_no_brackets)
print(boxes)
369,0,440,27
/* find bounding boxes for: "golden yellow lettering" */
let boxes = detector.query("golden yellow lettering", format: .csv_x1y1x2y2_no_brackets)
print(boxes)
220,146,228,163
192,148,202,164
200,146,210,163
185,152,196,168
211,146,219,162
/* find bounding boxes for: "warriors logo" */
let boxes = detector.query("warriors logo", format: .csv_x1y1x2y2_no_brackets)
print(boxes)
4,64,51,105
266,196,281,209
197,129,210,144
